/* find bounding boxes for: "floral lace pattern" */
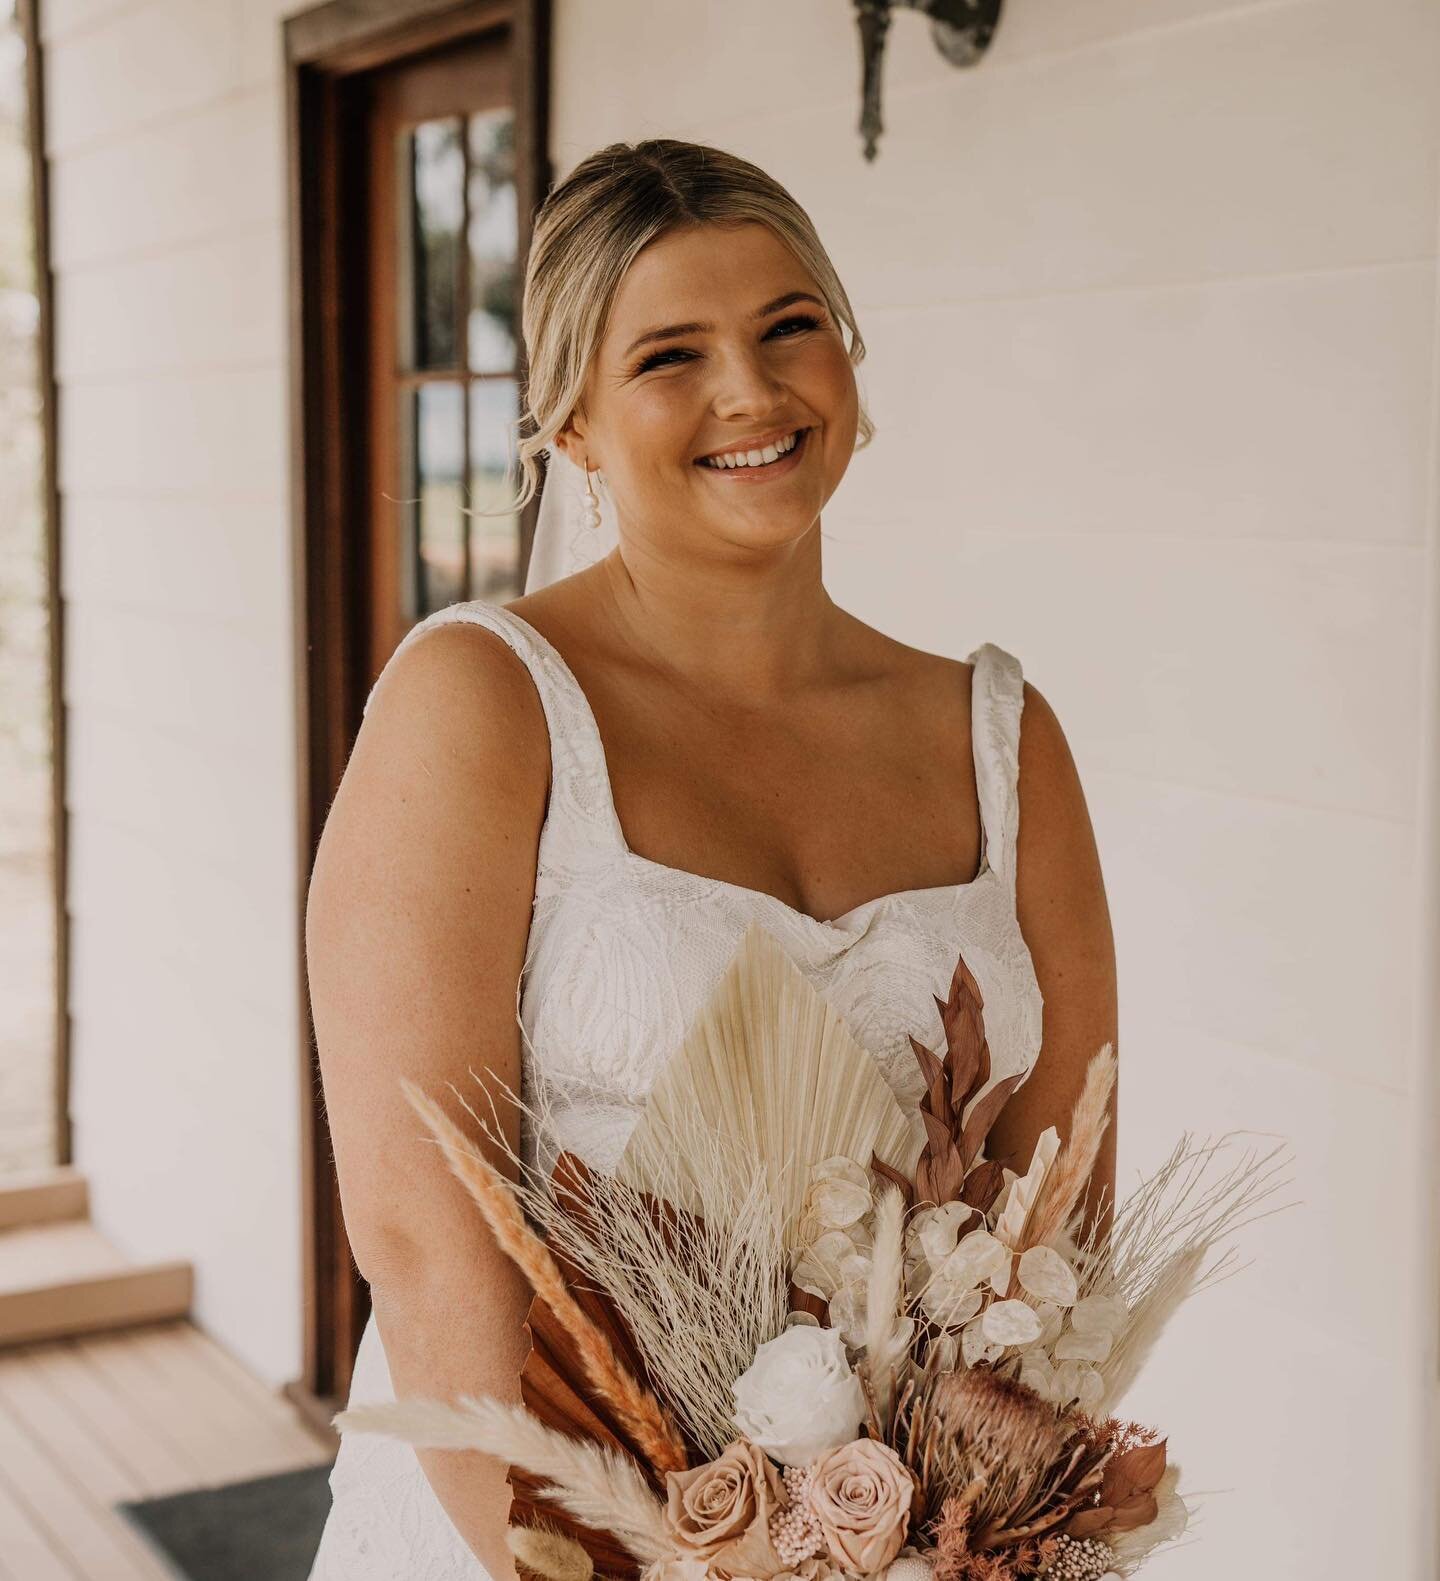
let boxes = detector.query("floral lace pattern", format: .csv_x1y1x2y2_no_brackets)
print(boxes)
307,601,1045,1580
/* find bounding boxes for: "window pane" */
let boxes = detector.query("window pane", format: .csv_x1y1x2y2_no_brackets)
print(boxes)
467,379,522,600
466,108,518,375
407,118,464,371
414,382,467,615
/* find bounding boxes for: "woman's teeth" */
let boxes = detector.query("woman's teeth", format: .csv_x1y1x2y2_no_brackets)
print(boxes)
699,429,803,469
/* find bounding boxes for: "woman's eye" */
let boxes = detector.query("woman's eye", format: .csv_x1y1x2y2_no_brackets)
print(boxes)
636,347,689,373
634,313,822,374
769,313,822,338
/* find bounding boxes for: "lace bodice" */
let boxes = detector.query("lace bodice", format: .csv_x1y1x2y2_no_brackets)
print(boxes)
307,599,1045,1581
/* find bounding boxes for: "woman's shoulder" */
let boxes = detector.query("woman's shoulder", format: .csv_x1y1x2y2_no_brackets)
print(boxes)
834,608,983,698
347,606,552,848
364,601,549,727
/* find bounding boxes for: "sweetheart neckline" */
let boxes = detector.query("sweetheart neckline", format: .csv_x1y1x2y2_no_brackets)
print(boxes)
489,601,996,932
620,843,996,930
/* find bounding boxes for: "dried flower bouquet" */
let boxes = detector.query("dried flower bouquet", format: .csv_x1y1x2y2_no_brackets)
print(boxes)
336,920,1289,1581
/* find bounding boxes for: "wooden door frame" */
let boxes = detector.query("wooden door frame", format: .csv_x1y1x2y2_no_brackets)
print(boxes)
17,1,72,1173
282,0,551,1431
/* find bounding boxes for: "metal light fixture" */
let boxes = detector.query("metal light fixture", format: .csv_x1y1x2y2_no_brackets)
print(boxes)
854,0,1004,160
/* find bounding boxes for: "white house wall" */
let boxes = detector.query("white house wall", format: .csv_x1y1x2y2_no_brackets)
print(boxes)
41,0,300,1387
549,0,1438,1575
38,0,1440,1568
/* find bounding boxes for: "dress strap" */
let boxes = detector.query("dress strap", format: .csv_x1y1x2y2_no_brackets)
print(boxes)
964,642,1027,903
362,600,622,864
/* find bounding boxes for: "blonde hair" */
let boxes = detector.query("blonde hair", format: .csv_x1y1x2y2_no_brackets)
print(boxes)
498,137,875,514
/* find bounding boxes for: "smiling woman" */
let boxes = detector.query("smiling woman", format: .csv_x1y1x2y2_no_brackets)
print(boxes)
306,136,1118,1581
536,215,864,565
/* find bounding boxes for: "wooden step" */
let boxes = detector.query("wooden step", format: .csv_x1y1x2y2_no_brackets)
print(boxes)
0,1219,192,1348
0,1164,88,1231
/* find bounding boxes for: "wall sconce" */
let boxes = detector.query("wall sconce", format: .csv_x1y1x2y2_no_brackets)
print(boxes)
854,0,1004,160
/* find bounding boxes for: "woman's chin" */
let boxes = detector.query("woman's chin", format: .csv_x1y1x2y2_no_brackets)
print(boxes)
701,508,823,555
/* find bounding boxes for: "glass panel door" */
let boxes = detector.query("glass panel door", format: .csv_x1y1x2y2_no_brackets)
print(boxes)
396,100,524,620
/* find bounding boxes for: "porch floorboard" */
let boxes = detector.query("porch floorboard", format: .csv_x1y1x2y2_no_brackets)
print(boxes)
0,1318,334,1579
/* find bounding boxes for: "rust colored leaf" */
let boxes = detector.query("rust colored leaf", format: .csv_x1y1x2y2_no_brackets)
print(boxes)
958,1072,1025,1170
1108,1490,1161,1532
921,1108,955,1156
959,1158,1006,1212
870,1152,916,1209
1100,1438,1169,1506
937,958,987,1109
1063,1505,1117,1539
909,1032,945,1094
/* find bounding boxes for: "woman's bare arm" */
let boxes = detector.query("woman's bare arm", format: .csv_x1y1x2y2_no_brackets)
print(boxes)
305,623,552,1579
984,679,1119,1243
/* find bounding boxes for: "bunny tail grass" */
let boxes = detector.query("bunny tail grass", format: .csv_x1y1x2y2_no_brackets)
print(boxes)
1098,1244,1206,1413
1018,1042,1117,1253
334,1394,673,1562
400,1077,689,1477
861,1183,910,1431
508,1522,596,1581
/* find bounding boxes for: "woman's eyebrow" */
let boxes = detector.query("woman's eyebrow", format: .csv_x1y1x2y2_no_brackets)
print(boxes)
620,291,825,359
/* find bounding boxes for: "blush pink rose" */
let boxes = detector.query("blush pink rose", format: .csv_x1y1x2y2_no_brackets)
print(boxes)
807,1438,916,1575
664,1438,790,1579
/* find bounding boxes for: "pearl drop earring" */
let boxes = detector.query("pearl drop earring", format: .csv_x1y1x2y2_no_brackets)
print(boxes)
582,463,602,530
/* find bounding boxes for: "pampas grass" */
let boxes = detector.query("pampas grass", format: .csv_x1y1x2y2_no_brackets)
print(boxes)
333,1394,673,1562
1015,1044,1117,1256
1097,1244,1206,1414
401,1077,689,1476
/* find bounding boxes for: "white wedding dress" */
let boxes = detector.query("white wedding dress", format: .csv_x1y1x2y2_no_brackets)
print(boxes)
306,598,1044,1581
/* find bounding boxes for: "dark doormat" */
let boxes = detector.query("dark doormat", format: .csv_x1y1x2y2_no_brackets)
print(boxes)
117,1462,337,1581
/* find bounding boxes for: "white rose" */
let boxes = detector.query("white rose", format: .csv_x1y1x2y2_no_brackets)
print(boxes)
731,1324,867,1467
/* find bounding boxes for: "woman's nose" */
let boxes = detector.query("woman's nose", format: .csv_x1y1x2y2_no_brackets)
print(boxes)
709,343,788,419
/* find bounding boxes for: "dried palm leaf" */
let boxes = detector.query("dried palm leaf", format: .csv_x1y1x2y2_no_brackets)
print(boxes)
615,920,922,1249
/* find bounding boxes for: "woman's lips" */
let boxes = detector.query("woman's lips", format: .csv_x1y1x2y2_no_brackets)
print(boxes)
694,426,811,481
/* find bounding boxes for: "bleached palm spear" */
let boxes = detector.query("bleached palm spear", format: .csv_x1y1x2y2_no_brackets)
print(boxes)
332,1394,673,1563
615,920,925,1250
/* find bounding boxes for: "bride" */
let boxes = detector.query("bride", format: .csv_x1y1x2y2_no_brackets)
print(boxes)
303,137,1117,1581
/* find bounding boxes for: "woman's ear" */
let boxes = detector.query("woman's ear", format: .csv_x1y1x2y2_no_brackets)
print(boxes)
553,413,592,471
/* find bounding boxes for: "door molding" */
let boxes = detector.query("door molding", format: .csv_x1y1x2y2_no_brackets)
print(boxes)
283,0,550,1422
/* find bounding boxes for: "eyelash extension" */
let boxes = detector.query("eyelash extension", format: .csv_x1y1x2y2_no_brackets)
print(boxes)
633,313,823,374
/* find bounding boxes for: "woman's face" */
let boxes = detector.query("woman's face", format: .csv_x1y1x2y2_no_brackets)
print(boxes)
558,220,859,562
